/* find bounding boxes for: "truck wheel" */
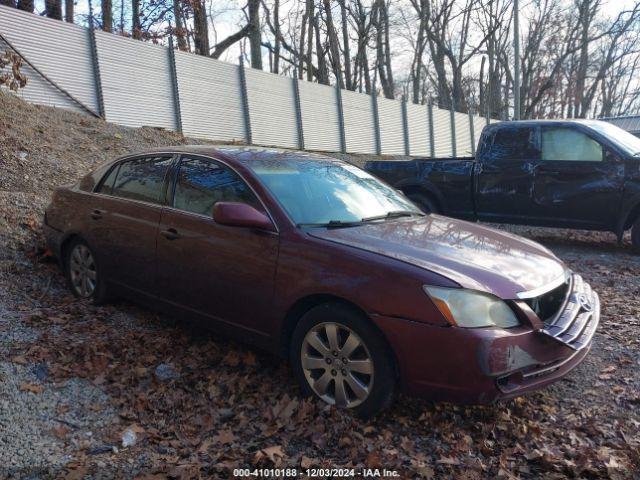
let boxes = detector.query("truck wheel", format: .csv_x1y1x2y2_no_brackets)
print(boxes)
65,238,109,305
407,193,438,214
632,218,640,253
290,303,396,418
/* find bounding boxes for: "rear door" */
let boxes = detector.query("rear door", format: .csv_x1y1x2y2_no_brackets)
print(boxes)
474,125,540,221
86,155,174,293
155,155,279,334
531,125,624,228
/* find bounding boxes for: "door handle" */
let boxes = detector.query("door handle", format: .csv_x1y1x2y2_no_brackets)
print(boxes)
160,228,181,240
90,209,103,220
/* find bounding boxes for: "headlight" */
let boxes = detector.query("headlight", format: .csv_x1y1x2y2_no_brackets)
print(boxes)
423,286,520,328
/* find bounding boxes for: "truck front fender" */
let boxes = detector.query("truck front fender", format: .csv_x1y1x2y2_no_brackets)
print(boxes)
394,180,447,213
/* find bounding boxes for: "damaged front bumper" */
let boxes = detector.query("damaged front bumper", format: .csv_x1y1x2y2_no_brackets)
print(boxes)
372,273,600,404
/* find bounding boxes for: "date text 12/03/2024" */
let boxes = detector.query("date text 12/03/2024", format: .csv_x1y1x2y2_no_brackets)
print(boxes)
233,468,400,477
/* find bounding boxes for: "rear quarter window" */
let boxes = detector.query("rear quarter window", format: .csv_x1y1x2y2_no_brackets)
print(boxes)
110,156,173,204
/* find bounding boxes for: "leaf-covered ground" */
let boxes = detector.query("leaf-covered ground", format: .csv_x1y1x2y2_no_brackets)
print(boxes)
1,92,639,478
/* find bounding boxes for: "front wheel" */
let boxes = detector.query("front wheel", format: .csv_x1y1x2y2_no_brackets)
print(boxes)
65,238,109,304
290,303,396,418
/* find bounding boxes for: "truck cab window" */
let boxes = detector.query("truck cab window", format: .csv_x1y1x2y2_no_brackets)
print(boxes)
490,127,538,162
541,128,603,162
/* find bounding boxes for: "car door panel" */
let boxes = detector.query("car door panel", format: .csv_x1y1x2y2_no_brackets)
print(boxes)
475,126,539,221
532,127,624,228
155,155,279,334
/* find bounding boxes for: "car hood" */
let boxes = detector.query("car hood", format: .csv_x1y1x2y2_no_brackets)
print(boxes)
308,215,566,299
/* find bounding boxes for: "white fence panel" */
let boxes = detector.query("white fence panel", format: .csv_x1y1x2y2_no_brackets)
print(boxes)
454,111,473,156
0,5,97,114
342,90,376,154
432,108,453,157
246,69,298,148
95,31,175,130
473,115,486,150
175,51,246,142
298,82,341,152
378,97,404,155
406,103,430,156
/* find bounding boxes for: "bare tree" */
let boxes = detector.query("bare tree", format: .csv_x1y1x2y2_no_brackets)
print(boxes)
65,0,74,22
45,0,63,19
102,0,113,32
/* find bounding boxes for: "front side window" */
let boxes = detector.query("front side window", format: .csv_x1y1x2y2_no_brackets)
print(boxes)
173,157,261,216
243,156,421,226
541,128,603,162
490,127,539,162
111,156,173,204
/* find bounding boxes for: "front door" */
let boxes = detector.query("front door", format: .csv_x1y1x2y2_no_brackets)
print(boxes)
474,125,540,222
155,155,279,335
531,126,624,229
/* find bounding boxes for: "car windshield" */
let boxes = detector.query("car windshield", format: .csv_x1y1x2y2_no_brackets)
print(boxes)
245,156,422,226
587,121,640,156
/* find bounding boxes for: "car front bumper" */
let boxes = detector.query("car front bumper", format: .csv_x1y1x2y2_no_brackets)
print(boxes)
371,274,599,404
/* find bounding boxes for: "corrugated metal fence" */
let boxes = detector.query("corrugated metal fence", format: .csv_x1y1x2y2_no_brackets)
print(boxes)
0,5,497,157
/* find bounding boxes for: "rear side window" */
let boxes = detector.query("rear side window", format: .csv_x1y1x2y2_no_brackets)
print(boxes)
541,128,603,162
173,157,261,216
490,127,539,162
111,156,173,204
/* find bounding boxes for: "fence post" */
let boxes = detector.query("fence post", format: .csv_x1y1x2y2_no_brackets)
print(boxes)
335,82,347,154
468,110,476,156
238,56,253,145
449,99,457,157
167,36,183,134
427,99,435,158
401,95,410,156
87,20,105,119
371,82,382,155
291,76,305,150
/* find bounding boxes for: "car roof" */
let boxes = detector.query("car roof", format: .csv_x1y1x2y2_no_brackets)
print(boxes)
117,145,341,166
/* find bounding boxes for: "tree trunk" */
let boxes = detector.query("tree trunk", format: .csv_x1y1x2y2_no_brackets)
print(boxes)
192,0,209,55
305,0,315,81
0,0,16,8
322,0,344,87
173,0,187,51
132,0,142,39
339,0,352,90
313,13,329,84
272,0,280,74
248,0,262,69
45,0,63,19
102,0,112,32
64,0,74,22
16,0,34,12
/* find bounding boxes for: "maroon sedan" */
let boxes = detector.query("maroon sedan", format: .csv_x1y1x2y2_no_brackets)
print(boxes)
44,147,599,417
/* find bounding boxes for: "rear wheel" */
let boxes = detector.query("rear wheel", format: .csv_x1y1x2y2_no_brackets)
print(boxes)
290,303,395,418
632,217,640,253
406,192,438,214
65,238,109,304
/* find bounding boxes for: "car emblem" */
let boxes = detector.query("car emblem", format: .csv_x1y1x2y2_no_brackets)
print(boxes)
578,294,592,312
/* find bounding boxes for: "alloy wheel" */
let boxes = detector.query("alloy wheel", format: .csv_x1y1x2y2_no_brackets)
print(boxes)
301,322,374,408
69,244,97,298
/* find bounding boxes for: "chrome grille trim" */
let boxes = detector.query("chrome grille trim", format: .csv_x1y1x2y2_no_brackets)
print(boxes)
540,274,600,351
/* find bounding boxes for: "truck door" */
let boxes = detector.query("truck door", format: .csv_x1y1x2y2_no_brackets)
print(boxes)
531,125,624,229
474,125,539,222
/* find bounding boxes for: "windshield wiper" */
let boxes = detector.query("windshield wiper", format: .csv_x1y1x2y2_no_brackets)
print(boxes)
297,219,364,228
633,151,640,156
361,210,424,222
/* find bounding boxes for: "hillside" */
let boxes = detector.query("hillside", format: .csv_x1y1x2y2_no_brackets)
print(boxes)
0,92,212,252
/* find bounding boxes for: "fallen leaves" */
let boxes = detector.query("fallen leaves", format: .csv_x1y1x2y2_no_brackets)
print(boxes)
19,382,44,394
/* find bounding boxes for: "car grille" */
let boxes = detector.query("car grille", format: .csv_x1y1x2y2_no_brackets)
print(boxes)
529,274,600,351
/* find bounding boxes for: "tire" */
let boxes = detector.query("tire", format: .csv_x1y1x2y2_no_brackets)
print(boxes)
406,193,438,214
64,238,109,305
290,303,396,418
632,218,640,253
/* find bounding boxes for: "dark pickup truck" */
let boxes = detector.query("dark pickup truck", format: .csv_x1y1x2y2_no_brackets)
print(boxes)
365,119,640,250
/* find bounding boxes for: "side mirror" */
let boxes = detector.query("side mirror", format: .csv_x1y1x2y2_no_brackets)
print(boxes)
213,202,276,232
